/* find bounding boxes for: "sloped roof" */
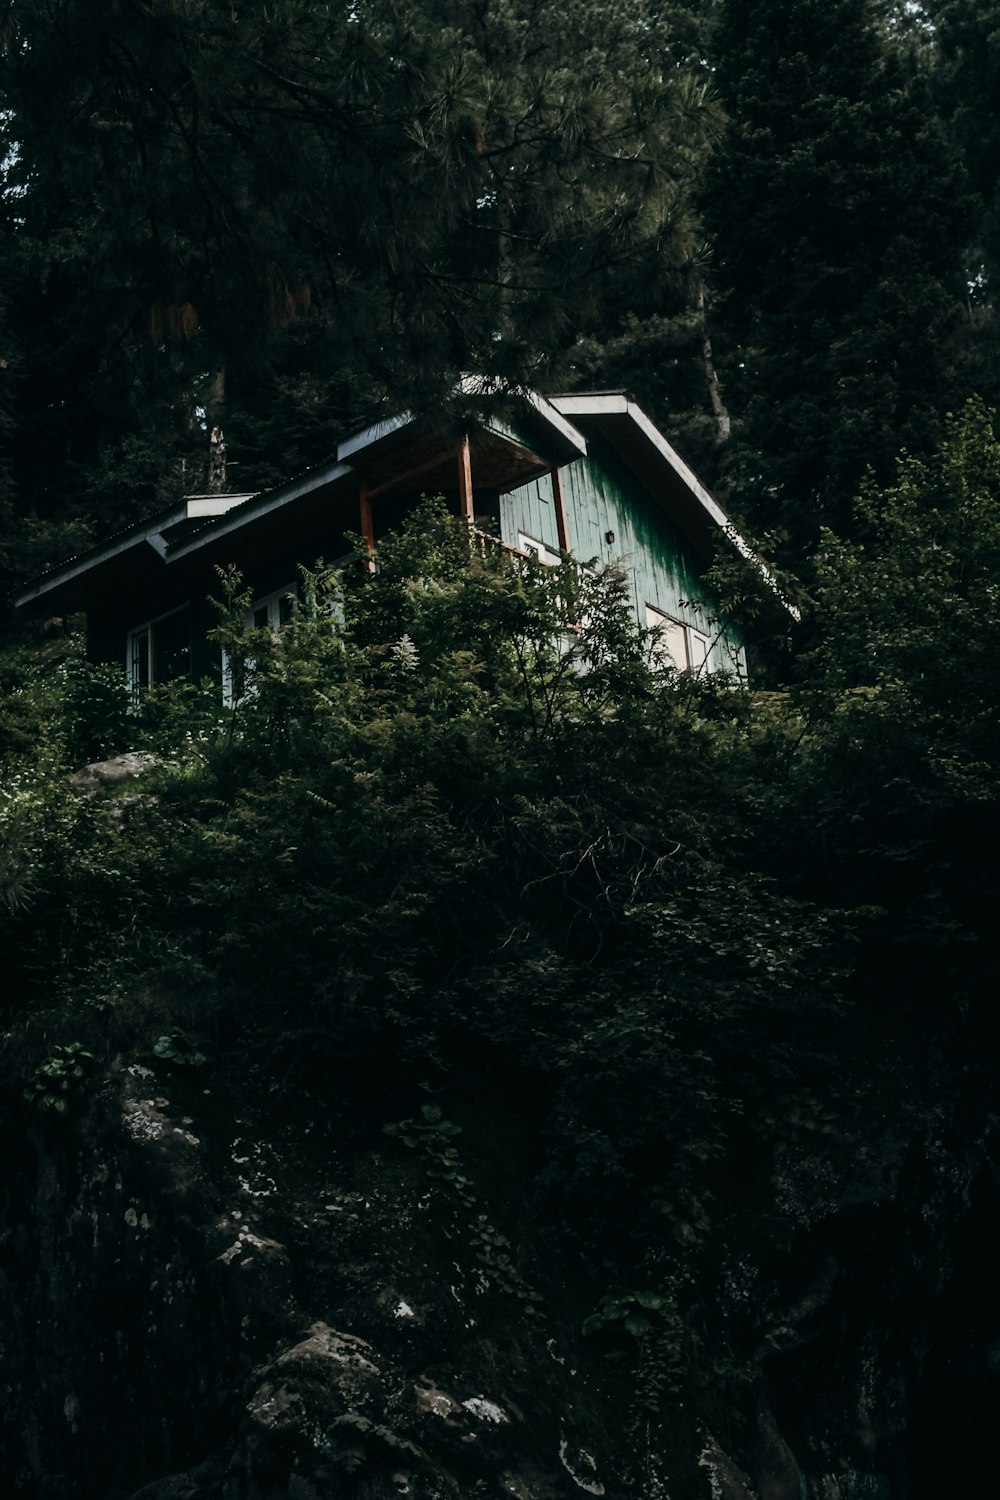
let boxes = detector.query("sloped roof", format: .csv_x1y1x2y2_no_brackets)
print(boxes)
552,393,796,618
14,493,256,608
15,388,791,615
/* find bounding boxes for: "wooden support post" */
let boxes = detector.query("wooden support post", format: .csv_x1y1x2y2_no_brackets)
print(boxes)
551,465,570,554
457,434,474,521
359,486,376,571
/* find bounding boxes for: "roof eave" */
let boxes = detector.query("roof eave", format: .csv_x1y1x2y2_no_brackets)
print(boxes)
551,393,798,620
13,492,258,609
165,459,354,563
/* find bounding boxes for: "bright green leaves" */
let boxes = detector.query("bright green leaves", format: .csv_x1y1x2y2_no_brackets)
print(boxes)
582,1289,669,1339
23,1042,97,1116
153,1030,208,1068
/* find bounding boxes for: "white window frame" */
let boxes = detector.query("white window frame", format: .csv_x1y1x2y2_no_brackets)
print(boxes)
221,583,297,705
247,584,296,631
518,532,562,567
646,604,712,675
126,605,191,699
688,627,711,674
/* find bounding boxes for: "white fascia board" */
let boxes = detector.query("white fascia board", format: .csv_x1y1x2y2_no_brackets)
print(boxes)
553,390,735,532
463,377,589,457
15,493,263,606
13,506,190,607
167,460,354,563
522,391,588,456
624,403,799,619
338,384,587,468
626,402,732,529
550,392,630,418
183,494,257,518
552,393,799,620
336,411,413,463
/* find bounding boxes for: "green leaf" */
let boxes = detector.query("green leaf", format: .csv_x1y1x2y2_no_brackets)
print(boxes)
623,1314,652,1337
632,1292,665,1311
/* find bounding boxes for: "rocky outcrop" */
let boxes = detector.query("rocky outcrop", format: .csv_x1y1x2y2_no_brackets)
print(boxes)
70,752,157,796
4,1053,999,1499
3,1061,634,1499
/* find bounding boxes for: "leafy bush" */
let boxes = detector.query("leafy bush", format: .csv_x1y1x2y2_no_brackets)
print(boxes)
24,1042,97,1115
5,413,1000,1438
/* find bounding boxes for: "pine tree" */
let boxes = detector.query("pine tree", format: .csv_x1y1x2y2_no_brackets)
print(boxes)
562,0,728,474
703,0,971,557
922,0,1000,412
0,0,717,535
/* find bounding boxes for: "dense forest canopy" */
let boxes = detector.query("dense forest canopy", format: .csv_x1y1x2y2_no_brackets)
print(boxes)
0,0,719,548
3,3,1000,1498
2,0,998,577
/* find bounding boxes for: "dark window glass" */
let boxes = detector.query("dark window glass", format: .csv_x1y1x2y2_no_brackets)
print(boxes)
152,610,191,684
131,629,150,690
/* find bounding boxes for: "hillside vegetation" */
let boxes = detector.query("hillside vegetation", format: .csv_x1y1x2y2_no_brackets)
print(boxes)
3,419,1000,1495
4,2,1000,1496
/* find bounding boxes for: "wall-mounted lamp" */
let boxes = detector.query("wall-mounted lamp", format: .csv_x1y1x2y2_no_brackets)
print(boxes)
605,530,616,545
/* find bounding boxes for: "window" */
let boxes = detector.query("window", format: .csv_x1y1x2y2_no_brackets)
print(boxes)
688,628,711,674
518,532,562,567
126,607,191,697
646,604,689,670
646,605,711,674
249,586,295,631
221,584,297,704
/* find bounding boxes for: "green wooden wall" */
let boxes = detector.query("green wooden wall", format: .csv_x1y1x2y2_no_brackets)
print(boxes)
498,438,746,675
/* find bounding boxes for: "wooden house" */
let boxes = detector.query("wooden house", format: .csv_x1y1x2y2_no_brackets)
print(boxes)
15,389,757,689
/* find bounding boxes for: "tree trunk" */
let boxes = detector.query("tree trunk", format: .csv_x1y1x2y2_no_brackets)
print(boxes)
206,365,227,493
698,284,731,446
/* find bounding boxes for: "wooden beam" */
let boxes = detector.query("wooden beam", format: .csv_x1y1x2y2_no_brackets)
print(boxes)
551,465,570,553
457,434,474,521
359,486,375,570
363,450,454,501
